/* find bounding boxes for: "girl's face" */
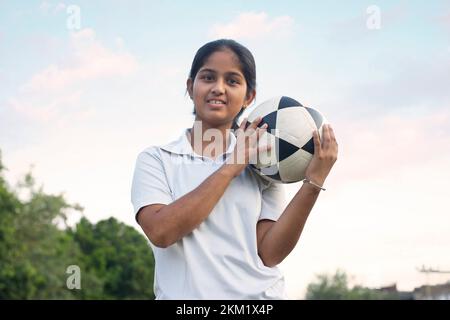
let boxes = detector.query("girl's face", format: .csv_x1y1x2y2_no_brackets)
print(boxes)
187,49,255,128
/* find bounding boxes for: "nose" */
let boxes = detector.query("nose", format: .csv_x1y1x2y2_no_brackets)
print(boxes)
211,78,225,95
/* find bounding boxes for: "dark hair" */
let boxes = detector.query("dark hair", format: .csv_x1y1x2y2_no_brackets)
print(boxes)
188,39,256,130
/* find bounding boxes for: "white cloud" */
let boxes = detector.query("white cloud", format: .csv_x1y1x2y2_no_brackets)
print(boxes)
209,12,295,40
9,28,137,125
8,91,82,123
435,8,450,31
23,28,137,93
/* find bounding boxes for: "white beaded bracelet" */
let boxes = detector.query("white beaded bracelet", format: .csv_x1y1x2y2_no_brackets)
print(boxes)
303,178,326,191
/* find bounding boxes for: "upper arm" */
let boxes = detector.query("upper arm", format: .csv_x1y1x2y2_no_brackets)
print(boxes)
257,219,275,251
257,181,285,251
259,182,286,222
131,149,173,221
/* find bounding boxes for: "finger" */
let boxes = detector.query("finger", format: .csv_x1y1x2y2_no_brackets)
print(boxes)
244,117,261,139
256,123,268,139
236,117,248,136
329,124,337,142
328,125,338,154
322,124,331,149
259,143,272,154
240,117,248,130
248,116,262,131
313,129,321,154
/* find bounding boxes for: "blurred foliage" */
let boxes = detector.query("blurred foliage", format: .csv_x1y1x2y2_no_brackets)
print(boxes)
305,269,401,300
0,150,155,299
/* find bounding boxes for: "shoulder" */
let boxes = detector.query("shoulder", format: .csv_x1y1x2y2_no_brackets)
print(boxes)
136,129,187,161
139,145,162,157
135,141,185,170
136,146,163,161
134,146,170,170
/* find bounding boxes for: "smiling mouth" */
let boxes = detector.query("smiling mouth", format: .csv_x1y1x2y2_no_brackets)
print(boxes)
207,99,227,106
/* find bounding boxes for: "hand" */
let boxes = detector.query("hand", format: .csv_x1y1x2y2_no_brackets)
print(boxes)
223,117,270,178
304,124,338,186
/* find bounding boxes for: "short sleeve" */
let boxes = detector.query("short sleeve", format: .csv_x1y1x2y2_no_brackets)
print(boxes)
258,181,287,222
131,148,173,220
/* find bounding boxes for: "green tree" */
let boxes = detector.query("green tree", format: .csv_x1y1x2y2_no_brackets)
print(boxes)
0,149,155,299
0,150,26,298
305,269,400,300
70,217,155,299
0,154,85,299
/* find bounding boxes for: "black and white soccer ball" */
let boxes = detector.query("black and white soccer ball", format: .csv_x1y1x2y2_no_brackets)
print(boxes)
245,96,327,184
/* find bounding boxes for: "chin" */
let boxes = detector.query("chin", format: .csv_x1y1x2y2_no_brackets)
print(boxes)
202,116,233,127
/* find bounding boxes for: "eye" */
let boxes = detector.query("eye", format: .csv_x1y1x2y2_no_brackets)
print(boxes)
200,74,214,81
228,78,239,85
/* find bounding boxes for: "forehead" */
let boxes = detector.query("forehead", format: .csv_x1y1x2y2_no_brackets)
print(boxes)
200,49,243,75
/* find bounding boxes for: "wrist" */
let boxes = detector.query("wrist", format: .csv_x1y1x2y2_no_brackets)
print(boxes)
303,178,326,192
220,163,240,179
305,175,326,187
302,181,322,194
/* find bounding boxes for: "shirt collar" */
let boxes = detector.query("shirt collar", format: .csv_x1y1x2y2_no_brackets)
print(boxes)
160,128,236,159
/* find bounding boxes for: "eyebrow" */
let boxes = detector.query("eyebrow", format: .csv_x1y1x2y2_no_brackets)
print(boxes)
198,68,244,78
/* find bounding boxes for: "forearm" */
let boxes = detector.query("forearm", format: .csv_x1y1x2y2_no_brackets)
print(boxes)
151,164,236,247
258,183,321,266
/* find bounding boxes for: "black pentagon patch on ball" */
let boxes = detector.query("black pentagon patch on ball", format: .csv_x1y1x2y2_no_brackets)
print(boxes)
246,111,277,131
278,96,303,110
261,111,277,131
301,137,315,155
277,137,300,162
245,110,277,131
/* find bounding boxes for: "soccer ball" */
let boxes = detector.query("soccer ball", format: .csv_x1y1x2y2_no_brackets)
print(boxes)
246,96,327,184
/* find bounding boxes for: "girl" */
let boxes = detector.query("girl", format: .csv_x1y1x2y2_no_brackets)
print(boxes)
131,39,338,299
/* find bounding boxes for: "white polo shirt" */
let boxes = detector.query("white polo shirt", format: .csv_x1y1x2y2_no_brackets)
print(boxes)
131,128,289,300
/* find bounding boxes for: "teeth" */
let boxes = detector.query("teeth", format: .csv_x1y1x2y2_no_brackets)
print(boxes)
209,100,225,104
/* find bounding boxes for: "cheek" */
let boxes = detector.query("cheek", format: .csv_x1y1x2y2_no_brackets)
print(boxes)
192,82,208,99
231,88,247,103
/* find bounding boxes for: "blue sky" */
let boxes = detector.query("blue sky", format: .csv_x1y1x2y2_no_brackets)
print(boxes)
1,0,450,298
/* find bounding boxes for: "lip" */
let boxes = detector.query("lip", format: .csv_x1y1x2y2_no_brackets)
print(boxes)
206,99,227,108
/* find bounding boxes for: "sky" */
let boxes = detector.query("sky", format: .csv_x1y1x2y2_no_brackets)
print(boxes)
1,0,450,299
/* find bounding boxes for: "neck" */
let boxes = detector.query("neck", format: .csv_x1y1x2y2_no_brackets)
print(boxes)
188,120,232,160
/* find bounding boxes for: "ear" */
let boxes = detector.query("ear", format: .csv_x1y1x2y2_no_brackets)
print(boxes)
186,78,194,99
244,89,256,108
